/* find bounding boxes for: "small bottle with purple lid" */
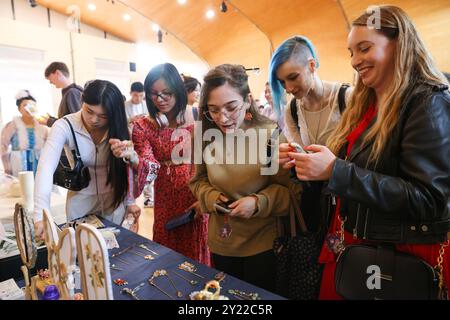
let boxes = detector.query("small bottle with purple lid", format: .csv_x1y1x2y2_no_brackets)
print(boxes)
43,285,60,300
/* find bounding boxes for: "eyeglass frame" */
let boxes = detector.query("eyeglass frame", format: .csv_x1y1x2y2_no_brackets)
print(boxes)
203,101,247,122
149,91,174,101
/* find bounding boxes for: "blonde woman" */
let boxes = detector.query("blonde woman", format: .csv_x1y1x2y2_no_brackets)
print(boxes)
284,6,450,299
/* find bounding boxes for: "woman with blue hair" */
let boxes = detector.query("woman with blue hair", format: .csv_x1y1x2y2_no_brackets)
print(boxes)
270,35,351,148
271,36,352,240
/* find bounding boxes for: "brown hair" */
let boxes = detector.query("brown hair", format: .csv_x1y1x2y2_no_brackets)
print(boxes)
44,62,70,78
198,64,273,149
327,5,448,162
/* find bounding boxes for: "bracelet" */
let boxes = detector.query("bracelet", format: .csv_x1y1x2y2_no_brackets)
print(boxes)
123,150,139,165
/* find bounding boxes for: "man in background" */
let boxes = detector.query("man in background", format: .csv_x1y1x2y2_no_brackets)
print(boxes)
125,81,148,123
41,62,82,127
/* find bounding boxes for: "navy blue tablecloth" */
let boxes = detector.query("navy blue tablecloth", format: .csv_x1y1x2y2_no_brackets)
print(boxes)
16,218,284,300
106,219,284,300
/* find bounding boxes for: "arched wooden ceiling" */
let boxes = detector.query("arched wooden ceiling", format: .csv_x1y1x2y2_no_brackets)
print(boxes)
36,0,450,94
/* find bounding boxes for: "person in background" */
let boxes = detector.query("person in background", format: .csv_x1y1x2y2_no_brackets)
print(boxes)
259,82,285,132
110,63,210,265
1,90,48,176
40,62,83,127
34,80,139,236
125,81,148,123
182,74,201,121
124,81,153,208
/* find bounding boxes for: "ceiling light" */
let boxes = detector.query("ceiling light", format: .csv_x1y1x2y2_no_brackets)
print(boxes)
123,14,131,21
152,23,160,32
88,3,96,11
177,0,187,4
206,9,215,19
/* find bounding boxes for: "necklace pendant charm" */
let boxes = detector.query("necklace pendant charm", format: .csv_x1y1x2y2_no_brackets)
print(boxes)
219,214,232,238
325,233,345,255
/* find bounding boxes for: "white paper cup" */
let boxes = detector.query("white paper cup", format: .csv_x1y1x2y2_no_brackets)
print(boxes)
18,171,34,211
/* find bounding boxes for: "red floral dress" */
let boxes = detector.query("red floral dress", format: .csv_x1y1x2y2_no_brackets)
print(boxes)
319,104,450,299
131,117,210,266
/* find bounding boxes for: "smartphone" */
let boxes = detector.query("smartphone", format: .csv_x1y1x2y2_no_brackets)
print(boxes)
289,142,308,154
214,200,234,215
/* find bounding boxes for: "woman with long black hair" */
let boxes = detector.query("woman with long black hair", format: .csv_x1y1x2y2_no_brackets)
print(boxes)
110,63,210,265
34,80,139,235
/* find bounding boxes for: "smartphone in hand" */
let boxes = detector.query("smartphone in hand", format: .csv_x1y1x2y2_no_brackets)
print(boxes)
214,200,234,215
289,142,308,154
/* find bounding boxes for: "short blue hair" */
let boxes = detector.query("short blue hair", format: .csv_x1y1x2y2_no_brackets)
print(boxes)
268,35,320,117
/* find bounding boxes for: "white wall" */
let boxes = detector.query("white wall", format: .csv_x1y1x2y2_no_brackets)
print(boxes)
0,0,209,122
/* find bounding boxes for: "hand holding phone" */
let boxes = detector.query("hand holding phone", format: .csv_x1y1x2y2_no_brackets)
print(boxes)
214,199,234,215
289,142,308,154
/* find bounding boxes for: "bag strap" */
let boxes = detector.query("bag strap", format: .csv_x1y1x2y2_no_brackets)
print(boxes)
63,117,82,159
290,98,299,130
288,190,308,236
192,106,199,121
338,83,350,114
266,126,282,167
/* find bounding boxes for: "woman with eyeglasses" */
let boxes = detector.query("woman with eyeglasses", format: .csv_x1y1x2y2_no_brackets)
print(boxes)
109,63,210,265
189,64,299,292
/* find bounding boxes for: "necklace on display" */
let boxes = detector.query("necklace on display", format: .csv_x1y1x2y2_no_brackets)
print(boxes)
300,79,327,145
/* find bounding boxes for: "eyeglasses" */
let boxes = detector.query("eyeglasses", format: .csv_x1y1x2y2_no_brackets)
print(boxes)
150,91,174,101
204,102,245,122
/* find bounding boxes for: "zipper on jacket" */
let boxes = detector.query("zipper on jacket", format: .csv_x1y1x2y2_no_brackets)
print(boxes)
353,203,361,238
363,208,369,239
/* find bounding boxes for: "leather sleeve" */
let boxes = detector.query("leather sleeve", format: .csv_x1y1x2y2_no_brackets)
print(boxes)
328,92,450,220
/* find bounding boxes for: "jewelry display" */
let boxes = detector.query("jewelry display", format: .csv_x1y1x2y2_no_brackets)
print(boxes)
149,269,182,298
228,289,260,300
189,280,229,300
110,244,136,265
113,278,128,286
214,271,226,283
139,243,159,256
129,249,154,260
173,271,198,286
121,282,145,300
178,261,205,279
110,264,123,271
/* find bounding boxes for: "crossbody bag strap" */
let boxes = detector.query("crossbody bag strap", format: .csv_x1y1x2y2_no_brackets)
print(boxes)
289,190,308,234
63,117,82,160
290,98,299,130
338,83,350,114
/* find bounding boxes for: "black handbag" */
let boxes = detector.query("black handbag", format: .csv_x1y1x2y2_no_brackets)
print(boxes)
273,191,323,300
53,118,90,191
335,243,448,300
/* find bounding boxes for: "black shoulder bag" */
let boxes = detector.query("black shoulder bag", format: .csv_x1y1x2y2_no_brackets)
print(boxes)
53,118,91,191
273,191,323,300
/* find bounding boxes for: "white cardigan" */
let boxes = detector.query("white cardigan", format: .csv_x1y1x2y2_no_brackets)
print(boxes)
34,111,114,222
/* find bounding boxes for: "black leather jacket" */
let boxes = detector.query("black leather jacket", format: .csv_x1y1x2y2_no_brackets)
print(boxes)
328,84,450,244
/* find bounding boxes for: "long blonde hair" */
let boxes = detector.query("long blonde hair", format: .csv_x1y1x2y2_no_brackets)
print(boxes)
327,5,448,162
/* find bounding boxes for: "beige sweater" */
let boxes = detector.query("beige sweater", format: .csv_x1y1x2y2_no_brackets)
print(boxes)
190,122,300,257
